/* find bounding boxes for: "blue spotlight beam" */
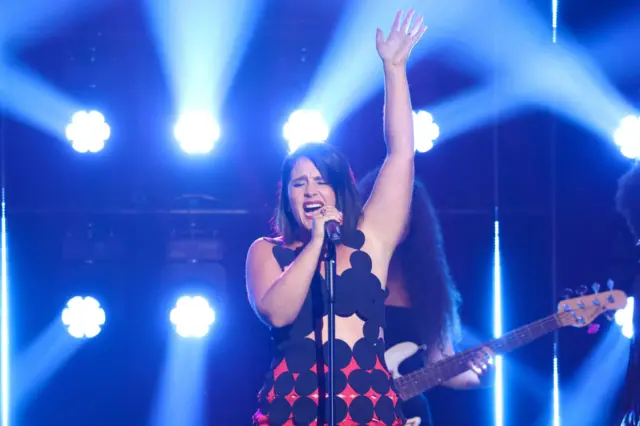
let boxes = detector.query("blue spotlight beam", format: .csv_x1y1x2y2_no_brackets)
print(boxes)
426,83,525,145
143,0,266,117
1,188,9,426
12,321,83,411
149,337,208,426
536,328,630,426
302,0,456,128
0,62,82,140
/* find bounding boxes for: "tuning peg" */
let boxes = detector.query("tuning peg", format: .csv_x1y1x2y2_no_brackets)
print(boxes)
562,288,574,299
592,282,600,294
577,285,588,296
607,279,614,290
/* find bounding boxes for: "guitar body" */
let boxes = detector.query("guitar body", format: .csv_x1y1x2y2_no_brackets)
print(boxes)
384,342,424,425
384,341,423,379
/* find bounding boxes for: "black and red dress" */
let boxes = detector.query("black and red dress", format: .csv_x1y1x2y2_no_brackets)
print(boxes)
252,230,406,425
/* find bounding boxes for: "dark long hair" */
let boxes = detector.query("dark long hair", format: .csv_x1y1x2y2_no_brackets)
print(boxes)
359,168,462,351
616,163,640,424
275,143,362,244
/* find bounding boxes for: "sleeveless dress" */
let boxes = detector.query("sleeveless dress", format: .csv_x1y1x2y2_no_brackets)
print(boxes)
252,229,406,425
385,306,433,426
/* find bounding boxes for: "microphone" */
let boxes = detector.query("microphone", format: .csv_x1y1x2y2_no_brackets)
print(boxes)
325,220,341,243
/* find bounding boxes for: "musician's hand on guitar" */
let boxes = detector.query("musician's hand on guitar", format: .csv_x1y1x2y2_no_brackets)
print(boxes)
468,346,495,381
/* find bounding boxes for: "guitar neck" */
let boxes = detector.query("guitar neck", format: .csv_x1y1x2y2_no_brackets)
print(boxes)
395,312,564,400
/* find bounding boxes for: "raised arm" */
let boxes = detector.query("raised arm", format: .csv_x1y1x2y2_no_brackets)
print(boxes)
361,10,427,252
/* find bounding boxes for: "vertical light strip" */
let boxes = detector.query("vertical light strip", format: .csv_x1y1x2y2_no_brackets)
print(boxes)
553,350,560,426
1,187,9,426
493,220,503,426
550,10,560,420
552,0,558,43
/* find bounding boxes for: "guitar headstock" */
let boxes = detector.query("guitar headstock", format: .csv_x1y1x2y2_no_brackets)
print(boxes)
557,289,628,328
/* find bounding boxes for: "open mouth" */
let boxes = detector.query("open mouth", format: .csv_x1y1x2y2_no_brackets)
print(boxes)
303,202,324,218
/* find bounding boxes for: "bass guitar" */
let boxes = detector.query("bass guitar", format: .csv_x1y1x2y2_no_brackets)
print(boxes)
385,289,628,401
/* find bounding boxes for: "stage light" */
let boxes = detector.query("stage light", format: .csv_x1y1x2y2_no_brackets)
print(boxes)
492,220,504,426
283,110,329,153
61,296,106,339
615,296,635,339
1,189,8,426
170,296,215,338
65,111,110,153
412,110,439,153
173,111,220,154
613,115,640,160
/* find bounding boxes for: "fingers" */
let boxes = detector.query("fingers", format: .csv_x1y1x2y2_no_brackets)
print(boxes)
387,9,426,45
312,206,343,225
412,25,428,42
391,10,403,32
409,15,425,37
376,28,384,45
468,361,483,376
400,9,416,33
468,347,495,376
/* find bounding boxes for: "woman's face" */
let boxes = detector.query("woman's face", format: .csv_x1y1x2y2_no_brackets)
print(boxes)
288,157,337,231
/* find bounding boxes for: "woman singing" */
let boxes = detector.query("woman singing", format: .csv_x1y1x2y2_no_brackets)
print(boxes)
246,10,427,425
358,171,493,425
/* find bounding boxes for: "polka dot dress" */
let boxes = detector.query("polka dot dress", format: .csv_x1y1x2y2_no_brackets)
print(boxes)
252,230,405,425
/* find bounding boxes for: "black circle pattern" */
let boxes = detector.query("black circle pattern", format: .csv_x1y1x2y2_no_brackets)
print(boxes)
323,397,349,424
322,339,352,370
294,371,317,397
268,397,292,425
342,229,365,250
282,338,317,373
363,320,381,343
350,396,375,424
316,369,348,396
349,250,372,271
292,397,317,424
353,339,377,370
274,371,295,396
348,369,371,394
375,395,397,425
256,231,403,424
370,369,391,395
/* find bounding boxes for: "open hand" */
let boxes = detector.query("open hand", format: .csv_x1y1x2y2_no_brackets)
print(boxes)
376,9,428,67
467,346,495,378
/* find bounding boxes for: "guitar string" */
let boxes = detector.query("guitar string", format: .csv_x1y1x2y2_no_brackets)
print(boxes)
394,311,574,393
395,313,562,395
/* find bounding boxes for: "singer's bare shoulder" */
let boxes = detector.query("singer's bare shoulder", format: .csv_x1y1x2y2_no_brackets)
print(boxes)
247,236,278,260
261,236,284,246
246,236,291,267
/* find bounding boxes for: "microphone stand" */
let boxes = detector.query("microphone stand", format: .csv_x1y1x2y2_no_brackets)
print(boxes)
324,238,337,426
